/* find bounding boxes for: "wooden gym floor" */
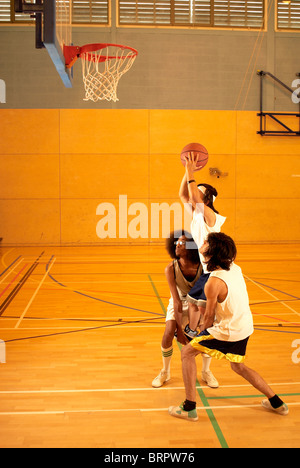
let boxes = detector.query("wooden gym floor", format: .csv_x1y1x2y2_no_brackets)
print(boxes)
0,243,299,448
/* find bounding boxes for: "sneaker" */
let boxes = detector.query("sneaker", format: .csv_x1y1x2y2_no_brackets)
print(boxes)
152,370,170,388
202,370,219,388
184,325,198,341
261,399,289,416
168,403,198,422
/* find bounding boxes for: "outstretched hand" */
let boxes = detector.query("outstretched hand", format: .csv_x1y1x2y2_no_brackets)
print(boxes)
184,152,203,173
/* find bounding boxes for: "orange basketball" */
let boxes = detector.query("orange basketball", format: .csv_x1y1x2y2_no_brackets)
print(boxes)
180,143,209,171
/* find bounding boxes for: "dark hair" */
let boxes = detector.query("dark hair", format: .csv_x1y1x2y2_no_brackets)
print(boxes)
204,232,237,271
166,230,200,264
198,183,219,214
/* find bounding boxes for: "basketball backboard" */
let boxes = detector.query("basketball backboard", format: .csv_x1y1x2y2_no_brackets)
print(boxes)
44,0,73,87
15,0,73,88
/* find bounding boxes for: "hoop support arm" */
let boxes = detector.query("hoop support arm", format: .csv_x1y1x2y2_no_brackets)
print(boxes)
64,45,82,69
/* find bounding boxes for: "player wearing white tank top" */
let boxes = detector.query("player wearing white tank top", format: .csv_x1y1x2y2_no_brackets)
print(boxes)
208,263,254,342
169,233,289,421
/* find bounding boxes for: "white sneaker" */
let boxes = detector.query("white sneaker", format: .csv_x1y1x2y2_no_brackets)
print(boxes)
169,403,198,422
261,399,289,416
152,370,170,388
201,370,219,388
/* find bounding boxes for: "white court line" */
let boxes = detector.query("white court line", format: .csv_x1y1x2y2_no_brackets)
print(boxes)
0,381,299,394
0,402,299,416
244,274,300,318
14,257,56,329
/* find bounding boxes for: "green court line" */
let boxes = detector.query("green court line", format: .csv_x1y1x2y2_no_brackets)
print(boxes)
148,274,229,449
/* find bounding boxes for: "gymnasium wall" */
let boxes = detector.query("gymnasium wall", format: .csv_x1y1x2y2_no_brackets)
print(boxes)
0,108,299,245
0,4,299,110
0,3,299,245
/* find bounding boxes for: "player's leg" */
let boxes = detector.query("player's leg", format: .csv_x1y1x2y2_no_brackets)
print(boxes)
152,319,176,388
152,297,177,388
230,362,289,415
168,343,201,422
185,303,219,388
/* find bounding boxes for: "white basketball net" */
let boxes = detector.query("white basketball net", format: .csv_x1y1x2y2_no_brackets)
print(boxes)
81,45,137,102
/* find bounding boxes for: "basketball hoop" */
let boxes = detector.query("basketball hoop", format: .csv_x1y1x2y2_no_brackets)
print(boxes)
64,43,138,102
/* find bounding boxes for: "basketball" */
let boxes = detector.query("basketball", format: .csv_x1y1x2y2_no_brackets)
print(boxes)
180,142,209,171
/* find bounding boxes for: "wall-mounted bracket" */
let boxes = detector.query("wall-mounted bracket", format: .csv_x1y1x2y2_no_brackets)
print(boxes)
257,71,300,136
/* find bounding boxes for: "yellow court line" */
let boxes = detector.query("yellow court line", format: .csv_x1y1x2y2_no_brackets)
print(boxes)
14,257,56,329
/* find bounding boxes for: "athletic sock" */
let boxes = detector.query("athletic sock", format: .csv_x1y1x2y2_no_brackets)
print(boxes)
161,345,173,374
201,354,212,373
183,400,196,411
269,394,284,409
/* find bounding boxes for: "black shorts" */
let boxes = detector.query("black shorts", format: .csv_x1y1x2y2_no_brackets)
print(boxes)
190,330,250,363
187,273,210,307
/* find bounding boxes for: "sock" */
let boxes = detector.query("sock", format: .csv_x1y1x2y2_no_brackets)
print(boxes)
183,399,196,411
201,354,211,373
161,345,173,374
269,394,284,409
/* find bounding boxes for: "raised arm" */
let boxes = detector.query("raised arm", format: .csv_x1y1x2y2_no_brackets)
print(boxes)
179,172,189,204
185,153,216,227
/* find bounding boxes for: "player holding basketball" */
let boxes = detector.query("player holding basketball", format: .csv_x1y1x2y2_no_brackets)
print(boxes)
179,152,226,339
152,231,219,389
169,232,289,421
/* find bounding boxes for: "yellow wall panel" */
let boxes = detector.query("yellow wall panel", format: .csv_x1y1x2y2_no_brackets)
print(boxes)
150,153,236,199
214,199,236,241
0,110,59,154
237,112,300,155
0,109,299,245
60,110,149,154
60,154,149,199
0,200,60,244
236,199,300,243
236,154,300,198
0,154,60,199
61,198,151,244
149,110,237,155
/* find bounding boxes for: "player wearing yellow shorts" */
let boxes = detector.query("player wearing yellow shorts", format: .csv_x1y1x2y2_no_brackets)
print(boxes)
169,232,289,421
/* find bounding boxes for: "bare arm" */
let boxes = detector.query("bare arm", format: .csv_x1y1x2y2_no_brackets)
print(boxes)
179,172,189,204
185,153,216,227
200,277,227,331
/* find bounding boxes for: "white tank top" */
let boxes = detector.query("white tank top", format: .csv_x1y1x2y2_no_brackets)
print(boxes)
207,263,254,342
190,203,226,273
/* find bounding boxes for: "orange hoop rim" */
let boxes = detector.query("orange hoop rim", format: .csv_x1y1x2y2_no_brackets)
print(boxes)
64,43,138,69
